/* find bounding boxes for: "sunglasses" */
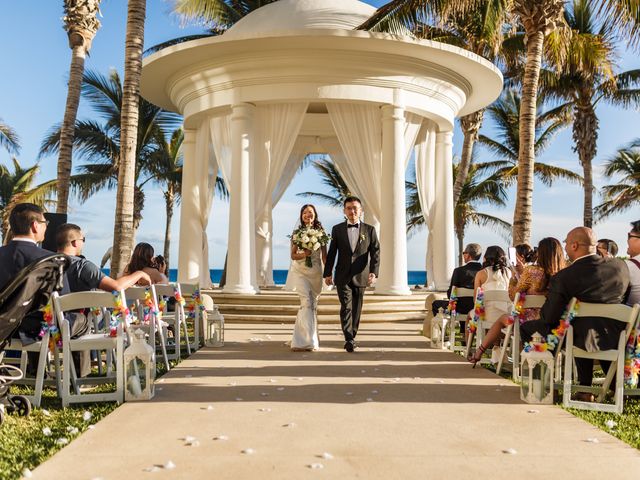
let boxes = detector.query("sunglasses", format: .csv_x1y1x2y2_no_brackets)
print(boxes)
629,233,640,240
35,219,49,226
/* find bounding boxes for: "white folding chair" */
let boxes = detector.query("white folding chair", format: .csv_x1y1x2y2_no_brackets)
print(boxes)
180,283,202,350
465,289,512,365
154,284,190,360
4,330,57,407
562,300,640,414
446,288,475,353
124,285,170,370
52,290,126,407
496,293,546,379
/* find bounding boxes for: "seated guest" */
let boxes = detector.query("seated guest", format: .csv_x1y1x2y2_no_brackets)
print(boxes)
597,238,618,258
473,245,512,324
468,237,566,365
521,227,630,395
431,243,483,330
154,254,167,276
122,242,168,285
512,243,537,280
625,220,640,306
56,224,151,292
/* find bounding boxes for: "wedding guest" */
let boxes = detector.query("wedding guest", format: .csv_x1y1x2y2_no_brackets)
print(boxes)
431,243,483,333
521,227,630,397
473,245,512,322
625,220,640,306
123,242,168,285
512,243,537,280
597,238,618,258
468,238,566,365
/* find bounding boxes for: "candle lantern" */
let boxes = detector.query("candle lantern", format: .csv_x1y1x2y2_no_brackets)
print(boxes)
430,307,448,349
520,332,554,404
124,329,155,401
204,305,225,347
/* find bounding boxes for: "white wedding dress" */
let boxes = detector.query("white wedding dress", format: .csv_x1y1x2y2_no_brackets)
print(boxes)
289,248,323,350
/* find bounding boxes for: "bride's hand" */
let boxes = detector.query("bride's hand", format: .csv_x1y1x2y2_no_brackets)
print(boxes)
303,249,313,257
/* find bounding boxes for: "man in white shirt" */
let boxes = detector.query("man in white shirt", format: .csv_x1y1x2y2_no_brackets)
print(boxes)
625,219,640,306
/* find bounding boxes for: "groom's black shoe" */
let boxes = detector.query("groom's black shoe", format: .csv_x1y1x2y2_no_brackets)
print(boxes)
344,341,355,353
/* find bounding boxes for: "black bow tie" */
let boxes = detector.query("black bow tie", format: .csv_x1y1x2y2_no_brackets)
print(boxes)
347,224,359,228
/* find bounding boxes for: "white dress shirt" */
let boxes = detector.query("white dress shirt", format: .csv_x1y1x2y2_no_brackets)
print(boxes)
625,254,640,306
347,222,359,251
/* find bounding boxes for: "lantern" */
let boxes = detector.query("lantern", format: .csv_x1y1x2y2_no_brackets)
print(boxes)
124,329,155,401
431,307,448,349
520,332,554,404
204,306,225,347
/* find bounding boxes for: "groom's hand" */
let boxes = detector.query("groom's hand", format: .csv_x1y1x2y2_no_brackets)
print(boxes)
324,276,333,286
367,273,377,286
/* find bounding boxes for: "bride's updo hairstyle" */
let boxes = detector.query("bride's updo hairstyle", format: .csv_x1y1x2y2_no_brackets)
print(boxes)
482,245,508,274
299,204,323,230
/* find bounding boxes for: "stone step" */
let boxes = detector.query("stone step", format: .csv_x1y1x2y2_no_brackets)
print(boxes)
218,303,427,314
222,312,426,324
206,291,430,306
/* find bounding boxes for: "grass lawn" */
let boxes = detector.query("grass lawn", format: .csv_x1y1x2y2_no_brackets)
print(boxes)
0,354,182,480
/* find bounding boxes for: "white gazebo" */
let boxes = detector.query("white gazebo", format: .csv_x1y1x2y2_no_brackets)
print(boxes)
140,0,502,295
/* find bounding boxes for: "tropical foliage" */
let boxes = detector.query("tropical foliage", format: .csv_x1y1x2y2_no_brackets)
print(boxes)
0,158,57,241
543,0,640,227
296,156,352,207
594,146,640,220
0,119,20,154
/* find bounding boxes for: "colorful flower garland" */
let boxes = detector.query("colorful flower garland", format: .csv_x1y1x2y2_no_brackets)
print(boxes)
624,329,640,388
174,286,186,307
143,288,159,324
523,300,580,353
110,291,132,337
39,302,61,353
446,287,458,316
469,288,484,334
506,292,527,326
186,288,206,319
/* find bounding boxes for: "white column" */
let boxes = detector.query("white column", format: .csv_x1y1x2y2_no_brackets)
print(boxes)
177,129,203,284
224,103,258,294
433,130,455,290
376,103,411,295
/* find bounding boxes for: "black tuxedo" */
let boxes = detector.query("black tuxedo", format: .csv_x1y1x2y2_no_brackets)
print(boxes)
0,240,66,338
432,261,482,316
323,221,380,345
521,254,630,386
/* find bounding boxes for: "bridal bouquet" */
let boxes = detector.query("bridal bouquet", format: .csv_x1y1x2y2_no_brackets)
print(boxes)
289,225,331,267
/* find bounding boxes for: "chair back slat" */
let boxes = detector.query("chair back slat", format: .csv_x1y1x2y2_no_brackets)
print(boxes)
179,283,198,296
573,301,638,325
521,294,546,309
54,290,123,311
482,289,511,303
455,287,475,299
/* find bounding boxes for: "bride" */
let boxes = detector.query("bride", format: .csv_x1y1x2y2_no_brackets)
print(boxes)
289,204,328,351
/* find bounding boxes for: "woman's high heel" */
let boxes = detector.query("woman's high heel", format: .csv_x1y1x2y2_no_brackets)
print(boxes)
468,344,487,368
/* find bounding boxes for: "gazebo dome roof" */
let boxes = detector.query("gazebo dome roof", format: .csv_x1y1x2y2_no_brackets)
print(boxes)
224,0,376,38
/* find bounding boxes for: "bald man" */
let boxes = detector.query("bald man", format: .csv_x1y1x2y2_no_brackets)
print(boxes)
521,227,630,391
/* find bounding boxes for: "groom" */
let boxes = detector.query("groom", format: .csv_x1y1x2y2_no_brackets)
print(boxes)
324,196,380,352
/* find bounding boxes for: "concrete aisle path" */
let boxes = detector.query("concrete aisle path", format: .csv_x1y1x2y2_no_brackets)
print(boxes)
34,323,640,480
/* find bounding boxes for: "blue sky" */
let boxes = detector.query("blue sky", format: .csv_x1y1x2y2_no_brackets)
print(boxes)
1,0,637,271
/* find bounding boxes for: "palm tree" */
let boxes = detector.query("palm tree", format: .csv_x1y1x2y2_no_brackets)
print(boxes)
39,69,182,234
594,146,640,220
407,161,511,264
0,119,20,154
56,0,101,215
542,0,640,227
110,0,147,277
296,156,352,207
0,159,57,241
477,88,583,186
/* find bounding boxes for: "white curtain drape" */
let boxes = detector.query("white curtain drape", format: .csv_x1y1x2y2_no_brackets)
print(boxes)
209,113,232,185
404,111,423,167
414,120,437,288
254,103,309,286
194,121,217,288
327,103,383,230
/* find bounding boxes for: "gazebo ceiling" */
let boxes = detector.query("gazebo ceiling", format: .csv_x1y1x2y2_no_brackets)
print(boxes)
141,1,503,130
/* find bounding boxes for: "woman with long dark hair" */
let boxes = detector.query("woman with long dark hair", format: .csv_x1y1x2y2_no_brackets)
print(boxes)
122,242,168,284
468,238,566,366
288,204,328,351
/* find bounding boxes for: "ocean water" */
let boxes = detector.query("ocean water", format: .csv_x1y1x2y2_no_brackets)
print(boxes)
166,269,427,285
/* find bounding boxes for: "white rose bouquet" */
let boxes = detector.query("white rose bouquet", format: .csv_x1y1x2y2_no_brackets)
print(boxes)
288,225,331,267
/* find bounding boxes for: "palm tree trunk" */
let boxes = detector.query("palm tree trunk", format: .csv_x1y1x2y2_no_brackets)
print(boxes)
573,98,598,228
512,0,565,245
57,1,101,214
457,229,464,266
513,31,544,245
453,110,484,205
163,188,174,270
133,186,145,233
111,0,146,277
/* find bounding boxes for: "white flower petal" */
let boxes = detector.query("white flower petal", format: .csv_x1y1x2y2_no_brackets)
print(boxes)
143,466,160,473
605,420,617,429
42,427,52,436
82,411,92,422
308,463,324,469
242,448,255,455
319,452,334,460
502,448,517,455
55,437,69,446
213,435,229,441
22,468,33,478
163,460,176,469
585,438,599,443
41,409,51,417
